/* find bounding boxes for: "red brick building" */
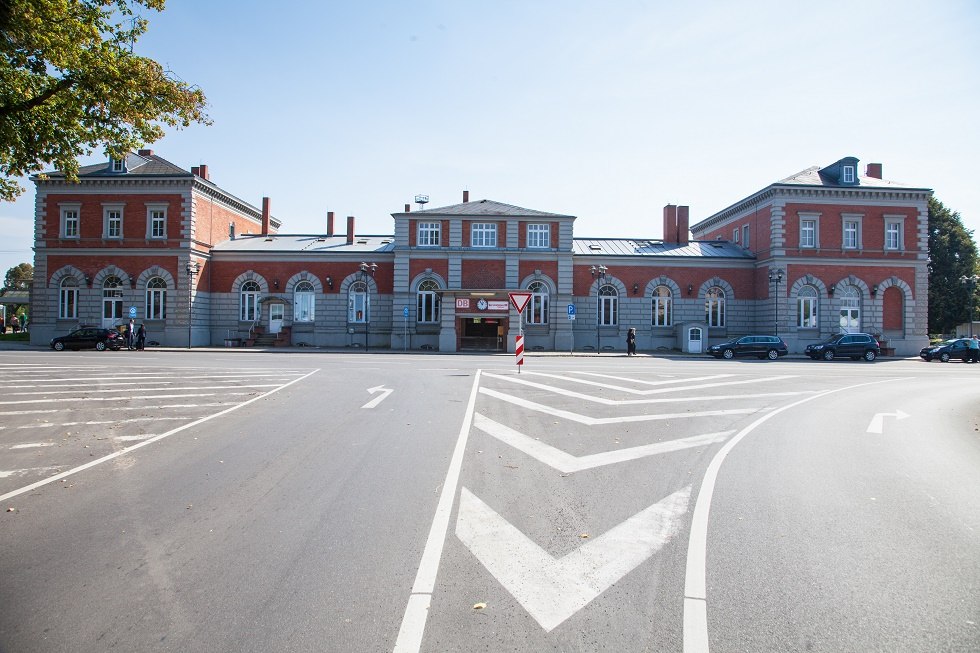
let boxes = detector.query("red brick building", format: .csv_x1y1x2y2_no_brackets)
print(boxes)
29,153,930,356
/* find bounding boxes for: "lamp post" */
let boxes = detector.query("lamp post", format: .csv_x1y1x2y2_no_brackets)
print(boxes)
590,264,608,353
961,274,979,337
359,261,377,350
186,261,199,349
768,267,784,336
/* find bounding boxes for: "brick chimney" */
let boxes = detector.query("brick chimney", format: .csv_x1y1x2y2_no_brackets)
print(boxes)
138,149,153,156
677,206,690,246
865,163,882,179
261,197,271,235
404,204,411,212
326,211,334,236
347,215,355,245
191,166,200,177
663,205,678,243
198,164,209,180
463,190,469,203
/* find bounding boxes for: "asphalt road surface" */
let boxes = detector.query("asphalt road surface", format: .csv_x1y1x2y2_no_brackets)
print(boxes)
0,350,976,652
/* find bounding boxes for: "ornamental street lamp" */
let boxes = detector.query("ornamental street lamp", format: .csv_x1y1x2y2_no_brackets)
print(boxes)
591,264,608,353
768,267,784,336
186,261,200,349
359,262,377,350
961,274,979,337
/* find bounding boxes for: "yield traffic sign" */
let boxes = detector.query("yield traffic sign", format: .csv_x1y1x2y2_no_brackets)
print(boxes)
509,292,532,314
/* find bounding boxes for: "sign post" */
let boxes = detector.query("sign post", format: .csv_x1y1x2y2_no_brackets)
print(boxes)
403,306,409,351
509,292,533,372
567,304,576,354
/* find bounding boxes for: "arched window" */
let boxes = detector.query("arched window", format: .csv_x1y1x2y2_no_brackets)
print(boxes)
145,277,167,320
839,285,860,332
349,280,369,323
705,287,725,327
651,285,672,327
797,285,818,328
598,285,618,326
527,281,549,325
240,280,260,321
59,277,78,319
102,275,124,325
417,279,440,323
293,280,315,322
103,275,123,297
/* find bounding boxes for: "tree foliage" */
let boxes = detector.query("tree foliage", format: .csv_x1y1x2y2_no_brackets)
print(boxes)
2,261,32,292
927,197,979,334
0,0,210,200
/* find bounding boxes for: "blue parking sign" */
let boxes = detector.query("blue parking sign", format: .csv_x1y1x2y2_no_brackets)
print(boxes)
567,304,576,317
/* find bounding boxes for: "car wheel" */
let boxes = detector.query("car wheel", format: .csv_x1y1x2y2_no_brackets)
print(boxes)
53,341,65,351
923,355,932,361
767,349,779,360
95,341,107,351
864,350,877,362
822,349,835,361
722,349,734,359
940,352,950,362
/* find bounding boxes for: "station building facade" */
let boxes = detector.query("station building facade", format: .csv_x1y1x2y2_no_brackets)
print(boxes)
29,152,931,356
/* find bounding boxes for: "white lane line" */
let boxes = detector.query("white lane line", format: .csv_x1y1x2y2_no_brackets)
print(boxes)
479,387,766,424
526,372,735,393
1,384,283,396
393,370,483,653
0,369,320,504
682,377,910,653
14,416,193,429
572,372,729,385
0,393,257,405
485,372,797,399
473,413,733,473
20,373,307,382
0,403,236,416
9,442,56,450
113,434,161,442
0,466,61,479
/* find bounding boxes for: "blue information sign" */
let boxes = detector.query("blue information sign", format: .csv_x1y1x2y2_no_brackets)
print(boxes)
128,306,137,318
567,304,576,317
403,306,410,318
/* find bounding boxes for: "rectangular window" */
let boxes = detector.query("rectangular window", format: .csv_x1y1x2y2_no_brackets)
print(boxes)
63,209,80,238
885,222,901,250
843,221,859,248
106,209,122,238
800,220,816,248
148,207,167,239
471,223,497,247
417,222,441,247
527,224,550,248
841,166,855,183
111,158,125,172
59,287,77,318
741,225,750,248
732,228,739,244
798,297,817,328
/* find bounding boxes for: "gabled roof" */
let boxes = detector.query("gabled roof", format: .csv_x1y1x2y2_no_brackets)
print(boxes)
41,152,192,178
397,199,573,219
572,238,753,259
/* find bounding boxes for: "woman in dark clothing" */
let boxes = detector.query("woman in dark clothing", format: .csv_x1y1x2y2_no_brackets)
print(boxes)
136,323,146,351
626,327,636,356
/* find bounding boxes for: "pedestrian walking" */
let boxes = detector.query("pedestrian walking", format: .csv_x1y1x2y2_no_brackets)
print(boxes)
136,323,146,351
626,327,636,356
127,318,136,350
10,315,19,334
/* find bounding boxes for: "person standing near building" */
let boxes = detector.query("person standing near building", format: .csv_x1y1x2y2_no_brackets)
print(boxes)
626,327,636,356
10,315,19,334
127,318,136,350
136,323,146,351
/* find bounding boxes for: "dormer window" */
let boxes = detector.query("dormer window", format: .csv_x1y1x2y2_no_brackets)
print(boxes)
111,158,125,173
841,165,856,184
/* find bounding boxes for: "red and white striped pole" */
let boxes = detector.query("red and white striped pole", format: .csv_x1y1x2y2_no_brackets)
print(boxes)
515,334,524,371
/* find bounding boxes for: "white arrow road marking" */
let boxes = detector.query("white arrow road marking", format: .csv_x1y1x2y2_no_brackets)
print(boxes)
473,413,733,473
866,409,910,434
456,485,691,632
361,385,393,409
484,372,804,403
479,387,768,424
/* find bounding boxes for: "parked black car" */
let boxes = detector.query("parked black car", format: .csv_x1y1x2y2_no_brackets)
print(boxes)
805,333,880,361
919,338,980,363
706,335,788,360
50,327,123,351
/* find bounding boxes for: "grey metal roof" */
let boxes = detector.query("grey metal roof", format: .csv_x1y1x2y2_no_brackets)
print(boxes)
400,199,573,218
213,234,396,254
777,166,912,189
572,238,753,258
43,153,192,178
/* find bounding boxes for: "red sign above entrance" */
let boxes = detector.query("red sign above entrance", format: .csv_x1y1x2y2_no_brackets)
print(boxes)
509,292,532,314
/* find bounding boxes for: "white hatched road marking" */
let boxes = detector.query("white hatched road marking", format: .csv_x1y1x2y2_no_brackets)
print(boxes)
9,442,56,449
0,384,283,396
0,393,257,405
473,413,733,473
524,372,736,393
13,416,193,429
0,466,62,479
456,485,691,632
479,387,768,424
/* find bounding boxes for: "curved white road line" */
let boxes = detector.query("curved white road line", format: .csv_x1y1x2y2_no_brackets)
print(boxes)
682,377,909,653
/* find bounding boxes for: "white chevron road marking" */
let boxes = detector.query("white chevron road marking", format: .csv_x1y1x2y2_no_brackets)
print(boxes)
524,372,736,394
473,413,733,473
456,485,691,632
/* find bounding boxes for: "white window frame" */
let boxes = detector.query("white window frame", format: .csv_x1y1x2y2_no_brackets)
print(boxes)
145,277,167,320
349,280,369,323
417,279,440,323
103,204,124,239
61,204,81,239
240,280,260,321
884,216,904,251
417,222,441,247
471,223,497,248
841,165,856,183
741,224,750,248
652,285,672,327
147,204,167,239
705,287,726,327
526,224,550,249
597,285,618,326
293,280,315,322
842,214,863,250
59,278,78,319
111,158,125,173
732,227,739,244
526,281,549,325
797,285,818,328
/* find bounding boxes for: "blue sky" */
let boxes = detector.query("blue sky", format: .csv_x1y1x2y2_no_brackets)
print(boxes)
2,0,978,275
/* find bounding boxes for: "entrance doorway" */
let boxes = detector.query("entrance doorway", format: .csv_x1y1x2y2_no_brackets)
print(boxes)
459,317,506,351
102,276,124,329
269,303,284,334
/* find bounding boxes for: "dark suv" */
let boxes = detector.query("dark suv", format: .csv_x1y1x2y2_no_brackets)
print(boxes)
706,335,788,360
805,333,880,361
